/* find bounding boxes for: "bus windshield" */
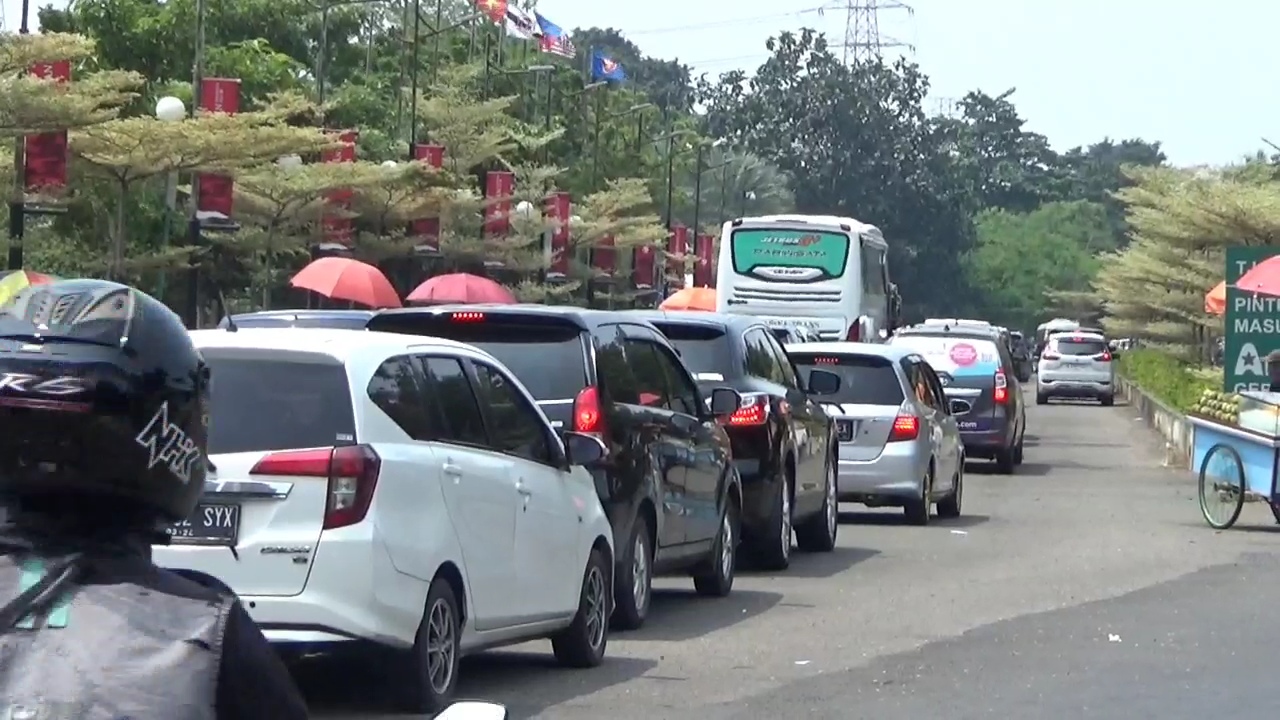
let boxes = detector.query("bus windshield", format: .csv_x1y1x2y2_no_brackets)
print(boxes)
730,228,851,283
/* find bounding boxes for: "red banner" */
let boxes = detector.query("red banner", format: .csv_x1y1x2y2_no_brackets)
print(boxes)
321,130,358,247
593,235,616,275
666,224,689,290
484,171,514,236
544,191,571,278
196,78,241,218
24,60,71,195
632,244,656,290
411,143,445,252
693,233,716,287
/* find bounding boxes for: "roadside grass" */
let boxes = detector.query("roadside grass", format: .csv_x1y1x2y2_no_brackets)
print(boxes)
1117,348,1221,413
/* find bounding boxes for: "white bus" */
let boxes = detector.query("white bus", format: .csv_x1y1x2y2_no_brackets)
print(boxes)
714,214,893,341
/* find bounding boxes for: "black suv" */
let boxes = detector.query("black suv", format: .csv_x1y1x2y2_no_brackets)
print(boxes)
625,311,841,570
359,306,745,631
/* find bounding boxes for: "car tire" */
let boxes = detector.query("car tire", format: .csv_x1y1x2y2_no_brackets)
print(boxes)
1100,394,1115,407
694,498,739,597
796,455,839,552
904,464,932,526
611,520,652,631
1036,391,1048,405
397,577,461,714
937,460,962,519
1013,435,1025,465
751,471,792,570
995,446,1016,474
552,548,611,668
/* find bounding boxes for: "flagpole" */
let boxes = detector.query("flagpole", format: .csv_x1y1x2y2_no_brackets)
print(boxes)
430,0,442,85
482,31,492,99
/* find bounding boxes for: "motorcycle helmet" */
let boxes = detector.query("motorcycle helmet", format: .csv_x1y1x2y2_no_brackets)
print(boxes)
0,279,209,524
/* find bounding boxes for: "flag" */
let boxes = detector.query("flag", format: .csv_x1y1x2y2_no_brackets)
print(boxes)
475,0,507,24
591,51,625,82
505,5,542,40
535,13,576,58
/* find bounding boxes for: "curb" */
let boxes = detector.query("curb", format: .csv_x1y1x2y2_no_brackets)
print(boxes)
1116,376,1193,469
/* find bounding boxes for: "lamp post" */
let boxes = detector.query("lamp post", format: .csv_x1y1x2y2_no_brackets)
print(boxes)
690,138,727,239
590,102,652,191
739,190,756,216
154,96,187,299
7,0,32,270
404,8,483,149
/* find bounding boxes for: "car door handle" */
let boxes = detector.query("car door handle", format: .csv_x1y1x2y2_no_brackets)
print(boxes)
515,480,533,497
442,462,462,476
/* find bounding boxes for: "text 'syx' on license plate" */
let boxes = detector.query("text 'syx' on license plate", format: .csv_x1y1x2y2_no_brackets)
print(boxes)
168,503,241,546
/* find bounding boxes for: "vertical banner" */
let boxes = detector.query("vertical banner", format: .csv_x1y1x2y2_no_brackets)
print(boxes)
593,235,617,276
195,78,241,218
544,191,571,278
666,224,689,290
632,244,656,290
321,129,358,247
694,233,716,287
23,60,72,195
411,143,445,252
484,171,515,236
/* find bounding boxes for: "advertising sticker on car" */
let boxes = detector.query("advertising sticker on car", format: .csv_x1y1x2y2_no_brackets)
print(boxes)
949,343,978,366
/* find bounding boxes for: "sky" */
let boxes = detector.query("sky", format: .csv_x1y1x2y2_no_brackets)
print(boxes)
6,0,1276,166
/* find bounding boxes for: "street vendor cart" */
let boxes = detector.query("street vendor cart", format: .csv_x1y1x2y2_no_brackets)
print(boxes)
1191,390,1280,529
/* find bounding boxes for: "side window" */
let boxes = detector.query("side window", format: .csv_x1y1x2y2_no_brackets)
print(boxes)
418,356,488,447
901,359,936,408
470,362,553,464
594,325,639,405
761,332,799,388
652,344,700,416
916,362,947,412
861,242,886,297
622,339,672,409
367,356,438,441
743,329,782,382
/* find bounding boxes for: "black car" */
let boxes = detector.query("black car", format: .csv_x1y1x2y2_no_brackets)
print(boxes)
887,323,1027,474
356,305,746,631
624,311,841,570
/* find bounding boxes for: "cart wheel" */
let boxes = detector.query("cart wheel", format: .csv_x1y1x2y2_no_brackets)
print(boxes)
1199,443,1246,530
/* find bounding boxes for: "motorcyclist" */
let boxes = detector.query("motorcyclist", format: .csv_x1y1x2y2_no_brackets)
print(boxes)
0,279,308,719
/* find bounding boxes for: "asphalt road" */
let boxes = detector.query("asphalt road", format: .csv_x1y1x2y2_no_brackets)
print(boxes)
309,391,1280,719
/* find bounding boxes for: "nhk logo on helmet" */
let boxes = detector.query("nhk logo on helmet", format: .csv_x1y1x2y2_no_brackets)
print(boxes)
135,401,202,485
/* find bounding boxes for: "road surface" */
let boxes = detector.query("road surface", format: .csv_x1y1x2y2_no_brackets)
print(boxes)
309,393,1280,718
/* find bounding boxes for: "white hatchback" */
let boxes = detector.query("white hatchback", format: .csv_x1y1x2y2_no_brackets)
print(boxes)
1036,332,1115,406
155,328,615,713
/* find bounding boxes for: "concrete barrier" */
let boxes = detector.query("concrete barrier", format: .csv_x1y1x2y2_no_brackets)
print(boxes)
1116,376,1194,470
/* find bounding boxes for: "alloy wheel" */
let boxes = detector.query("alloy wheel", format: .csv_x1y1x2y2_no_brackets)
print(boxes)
425,598,456,695
719,513,735,580
824,464,838,540
584,566,607,650
632,535,649,611
779,483,792,560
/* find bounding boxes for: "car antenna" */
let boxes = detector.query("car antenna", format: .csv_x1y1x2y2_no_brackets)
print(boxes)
217,288,238,332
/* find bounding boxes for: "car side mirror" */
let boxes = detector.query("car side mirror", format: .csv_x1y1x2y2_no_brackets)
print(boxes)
563,431,607,467
435,702,509,720
806,368,841,395
707,387,742,416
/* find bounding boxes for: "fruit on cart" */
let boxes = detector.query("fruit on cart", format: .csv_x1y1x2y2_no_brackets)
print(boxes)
1191,389,1243,425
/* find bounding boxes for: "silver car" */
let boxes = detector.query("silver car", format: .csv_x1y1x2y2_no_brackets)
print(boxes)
787,342,965,525
1036,331,1115,405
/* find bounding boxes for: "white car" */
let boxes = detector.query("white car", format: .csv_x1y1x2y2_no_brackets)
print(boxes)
156,328,615,713
1036,331,1115,406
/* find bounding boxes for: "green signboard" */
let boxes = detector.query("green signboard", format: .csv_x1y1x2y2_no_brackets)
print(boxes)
1224,246,1280,392
729,229,850,281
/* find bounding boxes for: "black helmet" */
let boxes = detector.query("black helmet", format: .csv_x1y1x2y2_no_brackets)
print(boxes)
0,279,209,524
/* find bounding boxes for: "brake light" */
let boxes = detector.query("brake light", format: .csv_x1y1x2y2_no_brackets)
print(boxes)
846,323,861,341
725,393,769,426
250,445,381,530
994,370,1009,404
451,311,485,322
812,357,839,365
573,386,603,435
888,415,919,441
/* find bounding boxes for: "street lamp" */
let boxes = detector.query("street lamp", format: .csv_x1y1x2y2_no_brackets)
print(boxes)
155,96,187,297
740,190,757,216
381,160,399,170
691,138,727,239
515,200,537,220
590,102,653,191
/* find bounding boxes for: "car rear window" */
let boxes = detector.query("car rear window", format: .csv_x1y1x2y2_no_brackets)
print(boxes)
887,334,1003,376
204,352,356,455
369,315,588,401
652,323,735,376
1054,338,1107,356
789,353,906,406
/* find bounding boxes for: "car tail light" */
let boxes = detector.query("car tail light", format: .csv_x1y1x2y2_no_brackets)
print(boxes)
845,323,861,341
888,415,919,442
994,370,1009,404
725,393,770,426
450,311,485,322
573,386,604,435
1042,352,1061,360
250,445,381,530
1098,351,1112,361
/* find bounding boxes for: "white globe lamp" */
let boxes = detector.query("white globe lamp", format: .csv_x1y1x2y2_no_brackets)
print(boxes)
276,154,303,170
381,160,398,170
570,215,583,224
515,200,536,218
155,96,186,123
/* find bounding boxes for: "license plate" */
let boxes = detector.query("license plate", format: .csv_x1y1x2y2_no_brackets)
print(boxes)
168,503,240,546
836,419,856,442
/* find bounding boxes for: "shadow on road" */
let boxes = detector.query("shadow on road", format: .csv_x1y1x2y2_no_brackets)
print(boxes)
621,587,782,642
839,510,990,529
301,647,656,717
774,545,879,578
965,461,1051,476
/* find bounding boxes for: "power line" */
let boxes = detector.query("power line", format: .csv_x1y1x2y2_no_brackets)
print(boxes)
626,6,827,36
834,0,914,63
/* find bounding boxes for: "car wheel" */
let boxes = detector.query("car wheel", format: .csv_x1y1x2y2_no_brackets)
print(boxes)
1013,435,1025,465
904,463,932,526
751,471,792,570
1100,394,1115,407
694,499,738,597
552,548,611,668
397,577,461,713
937,460,962,519
796,455,838,552
1035,391,1048,405
995,445,1016,474
611,520,652,631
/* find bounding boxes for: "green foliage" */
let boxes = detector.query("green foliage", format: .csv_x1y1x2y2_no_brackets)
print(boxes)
1117,348,1219,412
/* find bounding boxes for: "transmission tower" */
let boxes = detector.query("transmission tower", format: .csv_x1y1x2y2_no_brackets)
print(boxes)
837,0,915,64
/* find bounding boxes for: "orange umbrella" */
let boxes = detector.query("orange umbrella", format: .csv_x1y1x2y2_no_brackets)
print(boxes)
289,257,402,308
660,287,717,312
1205,280,1227,315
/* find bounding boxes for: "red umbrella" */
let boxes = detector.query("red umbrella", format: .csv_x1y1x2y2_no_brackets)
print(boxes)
407,273,517,305
1234,256,1280,299
289,257,402,308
